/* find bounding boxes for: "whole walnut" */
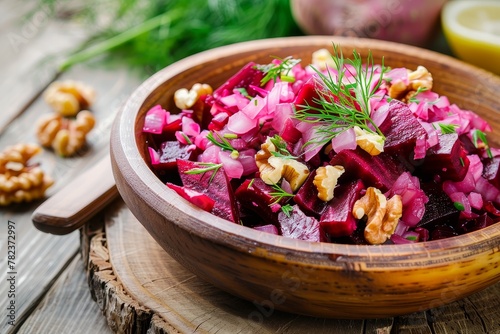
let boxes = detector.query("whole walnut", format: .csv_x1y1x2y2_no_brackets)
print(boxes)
36,110,96,157
0,143,54,206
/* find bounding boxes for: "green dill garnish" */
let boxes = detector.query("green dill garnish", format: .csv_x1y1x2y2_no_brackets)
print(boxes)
207,131,239,158
256,56,301,85
184,162,223,184
406,236,418,241
247,178,255,189
472,129,493,158
280,204,294,217
294,45,386,149
269,135,296,159
180,132,193,144
459,157,465,167
408,86,429,103
235,87,252,99
39,0,303,74
454,202,465,211
437,123,459,134
269,183,294,205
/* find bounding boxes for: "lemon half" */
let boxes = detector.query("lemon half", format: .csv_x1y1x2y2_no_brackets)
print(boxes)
442,0,500,75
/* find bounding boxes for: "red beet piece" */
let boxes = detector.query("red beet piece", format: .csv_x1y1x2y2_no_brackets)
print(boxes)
234,178,282,226
177,159,239,223
279,205,326,242
379,100,427,156
280,118,302,144
456,213,494,234
213,62,264,99
419,133,470,182
293,170,328,218
166,183,215,212
417,182,460,227
483,201,500,217
293,80,323,112
320,180,365,237
151,141,194,171
482,157,500,189
329,147,405,192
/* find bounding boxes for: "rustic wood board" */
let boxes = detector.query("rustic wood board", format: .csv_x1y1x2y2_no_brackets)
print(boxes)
16,253,113,334
88,200,500,334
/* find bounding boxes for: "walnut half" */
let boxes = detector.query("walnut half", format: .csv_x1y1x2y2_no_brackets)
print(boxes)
43,80,96,117
388,66,433,102
352,187,402,245
36,110,96,157
256,137,309,192
0,143,54,206
313,165,345,201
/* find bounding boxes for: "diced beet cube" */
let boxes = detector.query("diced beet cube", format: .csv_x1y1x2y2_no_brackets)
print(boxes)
482,157,500,189
166,183,215,212
279,118,302,144
279,205,326,242
459,134,480,155
430,224,458,240
456,213,494,234
177,159,239,223
320,180,365,237
418,182,460,228
418,133,470,182
379,100,427,156
293,170,328,218
293,81,323,112
483,201,500,216
151,141,194,170
329,147,406,192
234,178,282,226
213,62,264,99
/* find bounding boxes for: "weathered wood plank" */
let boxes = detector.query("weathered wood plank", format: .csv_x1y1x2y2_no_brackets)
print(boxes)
0,0,88,132
16,253,113,334
0,57,142,334
429,284,500,334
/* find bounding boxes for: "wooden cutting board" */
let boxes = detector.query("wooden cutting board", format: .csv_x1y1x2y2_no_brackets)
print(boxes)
84,199,500,334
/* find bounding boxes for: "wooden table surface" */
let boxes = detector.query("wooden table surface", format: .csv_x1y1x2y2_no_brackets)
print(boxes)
1,2,499,333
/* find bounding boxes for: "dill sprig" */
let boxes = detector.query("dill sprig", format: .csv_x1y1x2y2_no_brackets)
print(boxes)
408,86,429,103
295,45,386,148
269,135,296,159
435,123,458,134
256,56,301,85
269,183,294,205
207,131,239,158
280,204,293,217
184,162,223,184
472,129,493,158
33,0,303,74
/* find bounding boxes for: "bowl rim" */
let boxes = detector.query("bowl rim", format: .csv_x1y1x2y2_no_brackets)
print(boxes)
112,36,500,265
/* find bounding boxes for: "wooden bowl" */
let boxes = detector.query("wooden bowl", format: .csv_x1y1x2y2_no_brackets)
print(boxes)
110,36,500,319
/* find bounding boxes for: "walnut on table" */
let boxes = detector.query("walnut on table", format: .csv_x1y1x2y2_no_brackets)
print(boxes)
43,80,96,117
36,110,96,157
0,143,54,206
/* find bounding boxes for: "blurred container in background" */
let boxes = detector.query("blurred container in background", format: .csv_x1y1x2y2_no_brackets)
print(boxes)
290,0,448,47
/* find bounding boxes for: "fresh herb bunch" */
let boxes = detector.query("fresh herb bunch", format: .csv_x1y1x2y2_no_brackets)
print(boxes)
36,0,303,75
295,45,386,148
